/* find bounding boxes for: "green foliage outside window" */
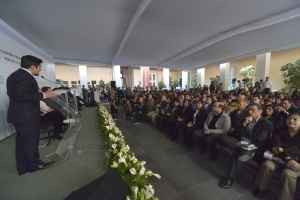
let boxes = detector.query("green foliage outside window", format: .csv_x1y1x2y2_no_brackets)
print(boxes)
239,65,255,90
209,76,220,85
158,80,165,90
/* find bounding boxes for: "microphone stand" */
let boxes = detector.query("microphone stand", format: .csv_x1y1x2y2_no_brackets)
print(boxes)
41,76,59,86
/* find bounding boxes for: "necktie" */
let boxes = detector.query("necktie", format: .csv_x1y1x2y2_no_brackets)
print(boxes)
247,120,256,132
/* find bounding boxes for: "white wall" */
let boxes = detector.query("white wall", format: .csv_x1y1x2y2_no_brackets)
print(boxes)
0,20,55,140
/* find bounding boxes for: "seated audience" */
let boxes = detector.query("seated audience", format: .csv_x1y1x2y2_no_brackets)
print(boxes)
254,113,300,200
147,95,167,125
165,100,183,137
39,92,65,140
156,97,173,130
221,98,233,116
274,96,282,106
229,100,249,137
218,103,273,189
123,100,132,119
108,99,118,120
193,101,231,160
291,87,300,106
263,104,283,131
186,100,208,149
146,94,155,113
170,100,194,141
279,97,300,122
42,87,67,118
131,97,147,124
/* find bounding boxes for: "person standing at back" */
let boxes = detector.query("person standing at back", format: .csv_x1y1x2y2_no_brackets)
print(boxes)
6,55,55,175
262,76,272,94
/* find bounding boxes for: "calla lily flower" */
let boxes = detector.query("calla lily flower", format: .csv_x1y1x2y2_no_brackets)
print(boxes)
111,161,118,168
129,168,137,175
132,186,138,199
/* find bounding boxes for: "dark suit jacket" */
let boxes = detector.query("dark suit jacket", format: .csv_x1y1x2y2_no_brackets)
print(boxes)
230,109,249,128
235,117,274,163
179,107,194,125
171,105,183,120
134,102,147,114
6,69,43,124
194,110,208,129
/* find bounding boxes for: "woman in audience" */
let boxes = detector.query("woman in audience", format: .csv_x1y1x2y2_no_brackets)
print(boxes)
185,100,208,149
108,99,119,120
170,100,193,141
263,104,283,131
254,113,300,200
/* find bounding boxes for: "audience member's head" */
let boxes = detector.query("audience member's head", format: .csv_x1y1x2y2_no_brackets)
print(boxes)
263,104,279,118
238,100,248,111
281,97,294,109
264,98,273,106
251,95,260,104
41,87,51,93
248,103,263,119
213,102,224,114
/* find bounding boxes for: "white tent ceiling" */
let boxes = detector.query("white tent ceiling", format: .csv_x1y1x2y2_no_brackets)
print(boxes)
1,0,300,71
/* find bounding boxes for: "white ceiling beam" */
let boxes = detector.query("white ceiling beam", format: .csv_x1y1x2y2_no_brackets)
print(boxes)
112,0,151,65
158,7,300,68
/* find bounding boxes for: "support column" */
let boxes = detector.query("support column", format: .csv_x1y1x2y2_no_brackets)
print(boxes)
255,53,271,82
79,65,88,87
113,65,122,88
182,71,188,90
163,68,169,89
197,68,205,86
220,63,230,91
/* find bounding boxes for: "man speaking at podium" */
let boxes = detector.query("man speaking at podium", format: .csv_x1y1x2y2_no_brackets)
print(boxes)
6,55,55,175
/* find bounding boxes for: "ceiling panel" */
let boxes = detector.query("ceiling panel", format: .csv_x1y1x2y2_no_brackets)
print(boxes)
0,0,300,69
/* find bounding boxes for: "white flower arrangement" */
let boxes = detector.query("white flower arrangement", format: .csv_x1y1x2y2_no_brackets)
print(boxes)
97,102,160,200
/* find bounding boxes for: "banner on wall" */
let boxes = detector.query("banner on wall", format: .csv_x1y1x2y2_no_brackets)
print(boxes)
0,19,55,141
140,66,149,88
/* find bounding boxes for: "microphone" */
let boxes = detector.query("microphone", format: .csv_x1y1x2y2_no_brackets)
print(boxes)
41,76,57,85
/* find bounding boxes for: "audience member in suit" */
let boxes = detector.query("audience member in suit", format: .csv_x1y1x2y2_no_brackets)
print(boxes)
279,97,300,122
42,87,67,118
251,94,265,110
205,96,213,114
131,97,147,124
193,101,231,160
228,100,249,137
253,113,300,200
146,93,155,114
165,100,183,137
40,99,64,140
147,95,167,125
171,100,194,141
6,55,54,175
186,100,208,149
157,97,173,130
218,103,273,189
263,104,283,131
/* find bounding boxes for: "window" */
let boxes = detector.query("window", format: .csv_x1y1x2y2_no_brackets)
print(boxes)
149,73,156,86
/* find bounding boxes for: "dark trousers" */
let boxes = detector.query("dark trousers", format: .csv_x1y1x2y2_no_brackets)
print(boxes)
193,130,221,153
132,112,147,123
186,126,199,146
13,121,41,172
218,134,250,178
166,118,177,135
264,88,270,94
172,121,187,140
40,110,64,135
160,116,171,130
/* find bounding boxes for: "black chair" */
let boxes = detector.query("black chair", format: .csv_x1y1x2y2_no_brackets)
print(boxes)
39,122,54,148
